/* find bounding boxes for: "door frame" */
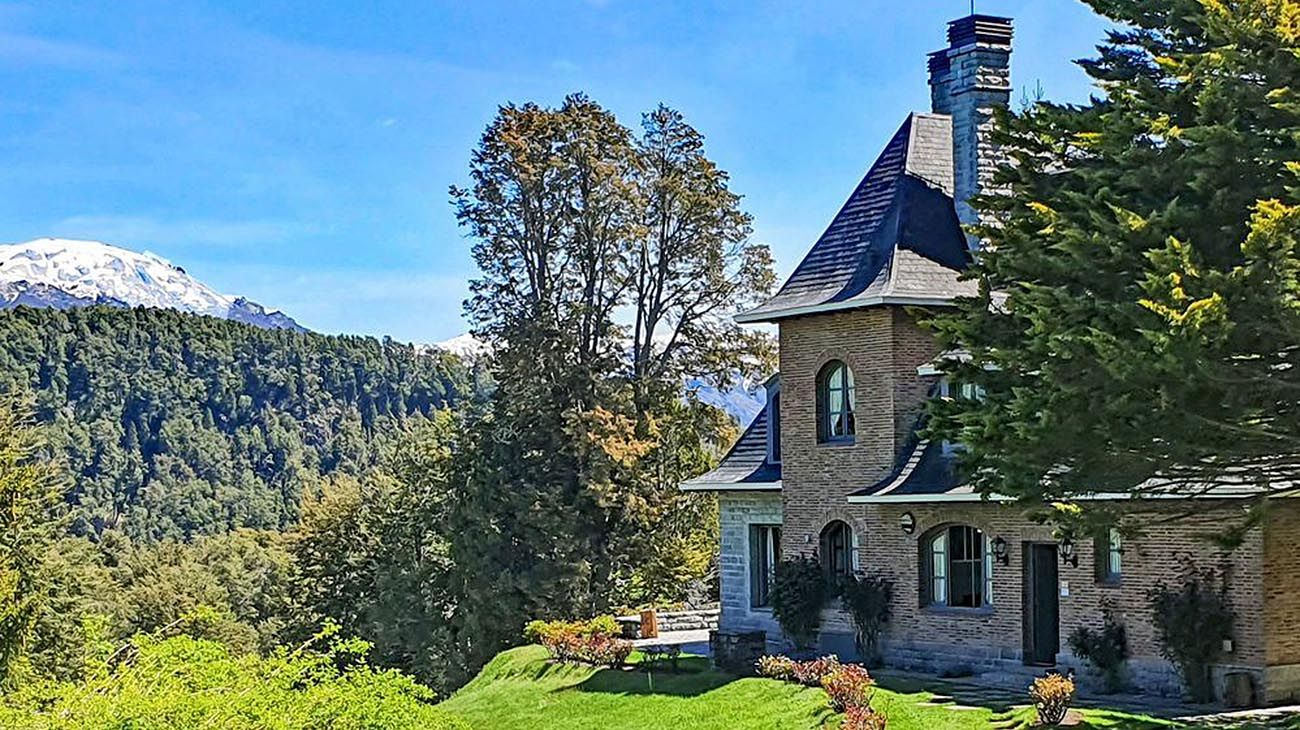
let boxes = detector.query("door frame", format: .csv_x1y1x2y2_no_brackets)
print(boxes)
1021,542,1060,666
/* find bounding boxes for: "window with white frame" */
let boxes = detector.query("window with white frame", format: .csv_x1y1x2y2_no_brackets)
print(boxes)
1096,527,1123,583
923,525,993,608
816,361,856,443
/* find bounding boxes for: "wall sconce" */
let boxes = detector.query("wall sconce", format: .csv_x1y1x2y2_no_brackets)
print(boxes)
1059,538,1078,568
991,537,1009,566
899,512,916,535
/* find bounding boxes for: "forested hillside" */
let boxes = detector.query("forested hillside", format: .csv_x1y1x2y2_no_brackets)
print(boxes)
0,305,470,540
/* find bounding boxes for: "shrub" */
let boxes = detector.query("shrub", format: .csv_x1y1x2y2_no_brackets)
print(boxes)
820,663,875,712
524,616,631,668
771,556,827,650
0,631,468,730
841,706,888,730
1147,561,1234,703
755,655,796,682
791,655,841,687
1067,605,1129,693
840,574,893,665
1029,674,1075,726
583,634,633,668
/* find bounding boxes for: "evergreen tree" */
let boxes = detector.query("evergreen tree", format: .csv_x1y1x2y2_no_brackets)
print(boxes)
926,0,1300,537
0,306,469,541
0,398,63,685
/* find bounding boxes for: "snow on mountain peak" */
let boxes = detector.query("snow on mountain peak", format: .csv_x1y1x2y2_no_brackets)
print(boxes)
0,238,302,330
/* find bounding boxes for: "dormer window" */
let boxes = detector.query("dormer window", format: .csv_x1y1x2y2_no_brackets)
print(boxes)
816,361,855,443
937,379,984,456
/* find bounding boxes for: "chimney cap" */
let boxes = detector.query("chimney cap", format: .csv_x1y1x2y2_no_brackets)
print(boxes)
947,14,1013,49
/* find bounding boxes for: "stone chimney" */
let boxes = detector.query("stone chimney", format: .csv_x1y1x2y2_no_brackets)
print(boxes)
927,15,1013,248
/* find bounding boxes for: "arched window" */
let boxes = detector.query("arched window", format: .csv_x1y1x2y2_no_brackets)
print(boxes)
820,520,854,581
922,525,992,608
816,361,856,443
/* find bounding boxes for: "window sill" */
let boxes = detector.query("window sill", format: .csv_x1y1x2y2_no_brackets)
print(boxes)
816,439,856,449
921,605,995,618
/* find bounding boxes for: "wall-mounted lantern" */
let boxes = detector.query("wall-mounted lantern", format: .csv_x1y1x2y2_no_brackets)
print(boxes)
1058,538,1078,568
899,512,916,535
991,536,1009,566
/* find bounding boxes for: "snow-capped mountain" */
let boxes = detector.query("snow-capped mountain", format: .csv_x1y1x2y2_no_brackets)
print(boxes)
432,332,767,425
0,238,303,331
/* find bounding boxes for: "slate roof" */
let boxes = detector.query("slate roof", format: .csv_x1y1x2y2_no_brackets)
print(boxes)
847,425,1292,504
736,113,976,324
680,400,781,491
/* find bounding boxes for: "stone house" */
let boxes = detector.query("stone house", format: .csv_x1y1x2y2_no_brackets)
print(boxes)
682,14,1300,705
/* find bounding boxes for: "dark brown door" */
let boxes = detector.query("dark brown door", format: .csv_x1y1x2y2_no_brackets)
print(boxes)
1023,543,1059,666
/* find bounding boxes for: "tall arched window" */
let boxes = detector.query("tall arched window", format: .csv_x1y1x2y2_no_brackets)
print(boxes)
816,361,856,443
922,525,992,608
820,520,854,581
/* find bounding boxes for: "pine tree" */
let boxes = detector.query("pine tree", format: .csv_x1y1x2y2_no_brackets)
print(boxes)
926,0,1300,538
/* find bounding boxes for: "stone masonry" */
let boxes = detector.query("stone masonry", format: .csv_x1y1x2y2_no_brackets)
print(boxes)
928,15,1012,246
718,491,783,640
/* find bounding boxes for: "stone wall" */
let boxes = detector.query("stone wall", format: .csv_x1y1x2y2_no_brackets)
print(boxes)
718,491,783,640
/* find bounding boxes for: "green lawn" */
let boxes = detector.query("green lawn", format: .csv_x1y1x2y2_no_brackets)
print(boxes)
438,646,1190,730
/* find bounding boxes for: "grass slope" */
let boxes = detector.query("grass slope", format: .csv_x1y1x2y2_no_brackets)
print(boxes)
442,647,1300,730
441,646,1012,730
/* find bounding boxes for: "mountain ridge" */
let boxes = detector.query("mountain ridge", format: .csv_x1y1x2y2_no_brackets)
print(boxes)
0,237,303,331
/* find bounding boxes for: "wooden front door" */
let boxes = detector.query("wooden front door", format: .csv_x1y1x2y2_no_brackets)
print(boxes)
1023,543,1059,666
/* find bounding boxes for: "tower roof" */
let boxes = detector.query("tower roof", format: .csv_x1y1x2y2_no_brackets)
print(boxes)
736,113,975,324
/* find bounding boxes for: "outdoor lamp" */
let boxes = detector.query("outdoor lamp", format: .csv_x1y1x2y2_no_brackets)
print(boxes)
991,537,1009,565
1058,538,1078,568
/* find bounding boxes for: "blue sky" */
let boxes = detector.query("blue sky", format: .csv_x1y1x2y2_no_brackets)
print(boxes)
0,1,1111,342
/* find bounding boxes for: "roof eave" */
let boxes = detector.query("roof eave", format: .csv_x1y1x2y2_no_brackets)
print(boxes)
734,295,957,324
846,489,1268,504
680,481,783,493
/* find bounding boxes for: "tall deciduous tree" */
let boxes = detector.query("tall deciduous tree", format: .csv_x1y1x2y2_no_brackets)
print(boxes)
631,105,775,410
449,94,772,670
926,0,1300,538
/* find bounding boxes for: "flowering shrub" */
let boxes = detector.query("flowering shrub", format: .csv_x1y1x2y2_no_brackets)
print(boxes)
841,706,888,730
791,655,841,687
755,655,797,682
1029,674,1075,726
820,663,875,712
524,616,632,668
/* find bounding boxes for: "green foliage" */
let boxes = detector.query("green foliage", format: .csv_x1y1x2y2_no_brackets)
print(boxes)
839,574,893,665
1067,605,1129,693
445,93,768,678
1147,560,1235,703
289,412,463,693
0,305,468,541
26,530,298,683
0,398,64,686
0,628,468,730
923,0,1300,532
770,557,827,651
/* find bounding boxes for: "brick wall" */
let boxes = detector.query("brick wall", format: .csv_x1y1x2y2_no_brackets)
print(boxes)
1264,499,1300,701
777,308,942,560
718,491,783,638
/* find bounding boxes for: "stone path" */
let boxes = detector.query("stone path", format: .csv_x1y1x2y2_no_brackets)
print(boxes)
631,629,711,650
